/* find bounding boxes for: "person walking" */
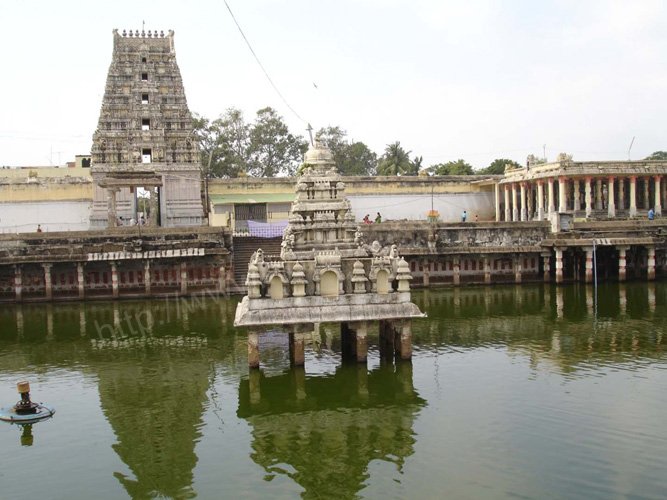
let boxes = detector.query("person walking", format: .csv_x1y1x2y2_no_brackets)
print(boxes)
461,210,467,223
375,212,382,224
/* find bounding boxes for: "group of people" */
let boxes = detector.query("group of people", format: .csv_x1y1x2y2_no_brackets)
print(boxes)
363,212,383,224
461,211,479,222
117,215,146,226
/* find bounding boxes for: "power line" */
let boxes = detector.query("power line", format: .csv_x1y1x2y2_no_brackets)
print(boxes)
223,0,307,124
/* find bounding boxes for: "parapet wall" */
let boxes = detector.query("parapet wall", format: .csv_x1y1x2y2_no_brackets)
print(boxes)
361,221,550,254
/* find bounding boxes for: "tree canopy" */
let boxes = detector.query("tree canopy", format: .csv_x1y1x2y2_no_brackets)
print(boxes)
430,159,474,176
192,107,307,178
317,126,377,176
478,158,521,175
645,151,667,160
377,142,416,176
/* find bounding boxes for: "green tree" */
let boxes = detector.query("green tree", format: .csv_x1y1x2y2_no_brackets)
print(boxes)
479,158,521,175
317,126,377,175
248,107,308,177
645,151,667,160
193,107,307,178
431,159,474,176
377,141,413,176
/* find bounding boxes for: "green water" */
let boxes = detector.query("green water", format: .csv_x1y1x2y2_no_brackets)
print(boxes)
1,283,666,499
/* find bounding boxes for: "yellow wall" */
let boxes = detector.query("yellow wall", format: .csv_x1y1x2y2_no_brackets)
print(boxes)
0,177,92,203
208,175,498,196
0,166,92,180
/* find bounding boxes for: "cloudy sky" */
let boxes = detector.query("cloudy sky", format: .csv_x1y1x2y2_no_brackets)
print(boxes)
1,0,666,169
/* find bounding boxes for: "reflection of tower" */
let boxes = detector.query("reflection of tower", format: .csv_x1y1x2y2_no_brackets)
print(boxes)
96,346,211,499
238,363,425,498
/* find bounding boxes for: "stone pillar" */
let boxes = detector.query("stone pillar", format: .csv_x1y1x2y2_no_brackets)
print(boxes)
110,261,119,298
289,331,306,367
617,246,628,282
512,183,519,221
537,180,545,220
573,179,581,212
14,265,22,302
248,327,260,369
180,262,188,294
555,248,564,283
629,176,637,217
495,182,501,222
584,177,593,218
149,188,158,227
644,178,650,209
43,263,53,300
144,260,151,296
542,253,551,282
393,319,413,361
504,185,511,222
584,247,594,283
607,177,616,218
453,257,460,286
342,321,368,363
77,262,85,299
107,188,118,227
558,177,568,212
520,182,527,221
422,260,429,287
548,179,555,215
618,177,625,210
654,176,662,216
647,246,656,281
514,255,522,284
484,256,491,285
596,179,603,210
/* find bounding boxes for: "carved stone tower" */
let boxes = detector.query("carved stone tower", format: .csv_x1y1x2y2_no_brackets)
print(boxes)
90,29,204,228
234,138,424,370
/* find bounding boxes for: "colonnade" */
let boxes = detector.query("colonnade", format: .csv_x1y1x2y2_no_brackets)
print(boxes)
7,260,228,302
498,175,665,221
247,319,413,369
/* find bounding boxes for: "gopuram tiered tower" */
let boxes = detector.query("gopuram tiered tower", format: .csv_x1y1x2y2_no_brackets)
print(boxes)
90,29,204,228
234,138,424,369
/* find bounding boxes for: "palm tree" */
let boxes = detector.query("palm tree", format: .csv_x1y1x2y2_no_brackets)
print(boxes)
377,141,412,176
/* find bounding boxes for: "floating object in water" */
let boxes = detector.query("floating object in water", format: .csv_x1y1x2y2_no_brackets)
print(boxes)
0,381,55,424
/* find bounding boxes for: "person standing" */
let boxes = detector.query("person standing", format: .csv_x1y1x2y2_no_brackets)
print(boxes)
375,212,382,224
462,210,467,223
37,224,43,232
474,214,479,222
648,208,655,220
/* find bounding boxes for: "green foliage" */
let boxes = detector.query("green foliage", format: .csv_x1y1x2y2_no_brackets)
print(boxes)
431,159,474,176
296,162,315,176
192,107,308,178
317,126,377,175
645,151,667,160
478,158,521,175
377,141,415,176
534,156,547,164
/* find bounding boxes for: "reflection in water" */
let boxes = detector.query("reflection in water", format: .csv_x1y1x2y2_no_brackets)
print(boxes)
0,284,666,499
238,362,425,499
96,343,211,499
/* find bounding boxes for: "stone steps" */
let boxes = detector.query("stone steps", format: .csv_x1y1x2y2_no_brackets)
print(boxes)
232,236,282,289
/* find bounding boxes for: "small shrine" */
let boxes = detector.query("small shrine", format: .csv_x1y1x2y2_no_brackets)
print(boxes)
234,138,425,369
